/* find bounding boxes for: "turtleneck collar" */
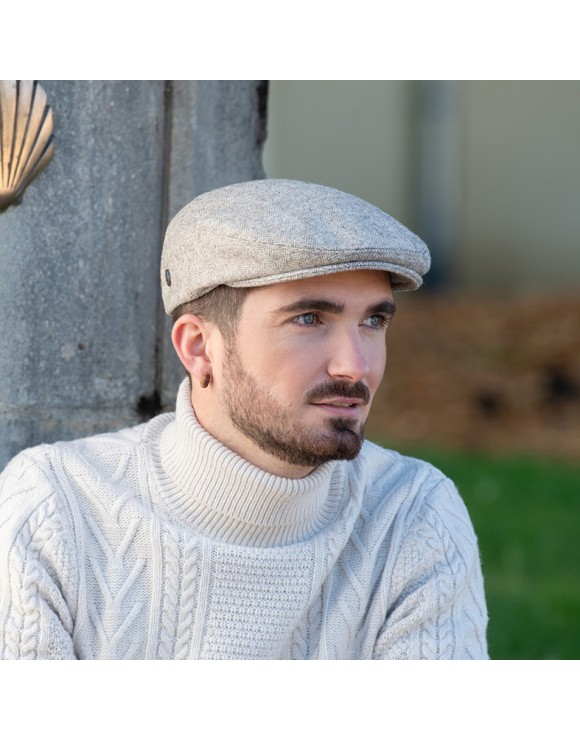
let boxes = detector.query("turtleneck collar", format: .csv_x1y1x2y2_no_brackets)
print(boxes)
153,378,349,547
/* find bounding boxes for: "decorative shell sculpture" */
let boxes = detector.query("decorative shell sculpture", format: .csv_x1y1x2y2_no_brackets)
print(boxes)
0,80,54,212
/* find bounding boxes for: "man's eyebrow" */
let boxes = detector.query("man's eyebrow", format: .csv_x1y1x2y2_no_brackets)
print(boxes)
274,298,345,315
368,300,397,317
273,298,397,316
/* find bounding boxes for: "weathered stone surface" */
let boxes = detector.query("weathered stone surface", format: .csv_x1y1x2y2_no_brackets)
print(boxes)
0,80,267,469
159,80,267,409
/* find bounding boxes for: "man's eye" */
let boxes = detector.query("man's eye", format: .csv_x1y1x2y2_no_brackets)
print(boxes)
294,313,319,326
364,314,389,329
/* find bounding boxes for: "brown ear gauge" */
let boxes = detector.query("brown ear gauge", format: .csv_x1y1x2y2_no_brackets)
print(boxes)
200,373,211,389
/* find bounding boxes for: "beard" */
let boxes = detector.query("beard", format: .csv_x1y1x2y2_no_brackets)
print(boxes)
222,344,370,468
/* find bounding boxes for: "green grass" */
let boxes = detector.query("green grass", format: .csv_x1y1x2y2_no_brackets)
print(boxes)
377,443,580,659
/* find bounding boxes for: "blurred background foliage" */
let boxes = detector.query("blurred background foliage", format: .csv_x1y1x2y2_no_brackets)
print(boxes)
265,81,580,659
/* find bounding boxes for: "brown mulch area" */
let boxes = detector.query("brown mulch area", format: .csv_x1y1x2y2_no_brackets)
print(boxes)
365,292,580,461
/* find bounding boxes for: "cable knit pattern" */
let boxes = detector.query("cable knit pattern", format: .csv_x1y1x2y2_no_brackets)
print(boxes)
0,378,488,659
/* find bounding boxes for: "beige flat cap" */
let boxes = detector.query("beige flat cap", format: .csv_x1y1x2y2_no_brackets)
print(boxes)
161,179,431,315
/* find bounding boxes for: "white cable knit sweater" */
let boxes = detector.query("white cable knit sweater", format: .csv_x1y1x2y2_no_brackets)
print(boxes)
0,379,488,659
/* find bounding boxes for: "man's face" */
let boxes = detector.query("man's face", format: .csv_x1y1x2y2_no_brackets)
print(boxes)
208,269,394,477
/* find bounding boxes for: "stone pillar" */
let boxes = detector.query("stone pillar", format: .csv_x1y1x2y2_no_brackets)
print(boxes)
159,80,268,408
0,80,267,469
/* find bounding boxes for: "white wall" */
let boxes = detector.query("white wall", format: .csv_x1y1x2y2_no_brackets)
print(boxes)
264,80,580,294
457,81,580,293
264,81,415,227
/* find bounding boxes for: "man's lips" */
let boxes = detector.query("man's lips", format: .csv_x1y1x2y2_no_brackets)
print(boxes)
312,397,364,406
305,381,371,416
310,397,366,416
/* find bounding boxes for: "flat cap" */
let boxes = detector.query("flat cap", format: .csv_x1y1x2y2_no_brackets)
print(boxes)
161,179,430,315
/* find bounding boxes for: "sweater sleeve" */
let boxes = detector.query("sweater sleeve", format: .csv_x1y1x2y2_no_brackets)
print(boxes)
0,452,78,660
373,476,488,660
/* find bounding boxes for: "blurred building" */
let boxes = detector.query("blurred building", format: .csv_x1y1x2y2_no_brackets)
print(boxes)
264,81,580,295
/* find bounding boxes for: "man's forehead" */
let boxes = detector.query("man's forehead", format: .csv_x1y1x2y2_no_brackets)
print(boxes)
269,269,391,293
248,269,393,307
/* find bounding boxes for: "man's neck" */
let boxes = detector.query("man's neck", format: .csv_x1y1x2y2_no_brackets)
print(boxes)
191,391,315,479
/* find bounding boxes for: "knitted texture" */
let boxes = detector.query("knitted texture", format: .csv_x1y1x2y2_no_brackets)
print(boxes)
0,379,487,660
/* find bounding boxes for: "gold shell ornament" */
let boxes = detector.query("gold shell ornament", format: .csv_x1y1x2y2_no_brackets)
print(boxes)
0,80,54,212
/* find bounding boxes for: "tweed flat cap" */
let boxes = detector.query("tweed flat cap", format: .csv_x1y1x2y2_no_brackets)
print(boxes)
161,179,430,314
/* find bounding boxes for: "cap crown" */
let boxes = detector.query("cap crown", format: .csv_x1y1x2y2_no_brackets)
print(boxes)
161,179,430,314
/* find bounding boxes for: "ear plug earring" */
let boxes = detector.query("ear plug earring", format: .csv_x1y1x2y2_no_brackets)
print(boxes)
200,373,211,389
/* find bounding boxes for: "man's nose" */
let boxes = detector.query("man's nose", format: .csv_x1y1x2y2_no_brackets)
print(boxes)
326,330,371,383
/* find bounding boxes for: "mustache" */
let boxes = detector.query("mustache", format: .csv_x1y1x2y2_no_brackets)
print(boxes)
305,380,371,406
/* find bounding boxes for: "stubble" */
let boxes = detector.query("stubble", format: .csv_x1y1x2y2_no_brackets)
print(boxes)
222,345,368,468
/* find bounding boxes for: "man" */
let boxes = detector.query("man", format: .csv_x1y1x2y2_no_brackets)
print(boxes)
0,179,488,659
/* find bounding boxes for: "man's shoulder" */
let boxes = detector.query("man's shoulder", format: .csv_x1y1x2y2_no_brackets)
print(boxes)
353,439,464,522
0,412,175,506
358,439,448,488
356,440,476,543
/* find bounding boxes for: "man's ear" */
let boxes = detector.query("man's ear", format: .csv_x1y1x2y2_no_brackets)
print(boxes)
171,314,214,383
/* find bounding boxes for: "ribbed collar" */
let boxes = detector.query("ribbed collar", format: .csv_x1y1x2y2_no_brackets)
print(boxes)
153,378,348,547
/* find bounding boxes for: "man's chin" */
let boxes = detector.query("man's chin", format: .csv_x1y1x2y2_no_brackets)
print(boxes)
326,428,365,461
326,414,364,432
299,422,365,464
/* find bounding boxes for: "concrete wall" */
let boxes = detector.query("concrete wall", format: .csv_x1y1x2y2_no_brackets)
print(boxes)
160,81,267,407
0,80,266,469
